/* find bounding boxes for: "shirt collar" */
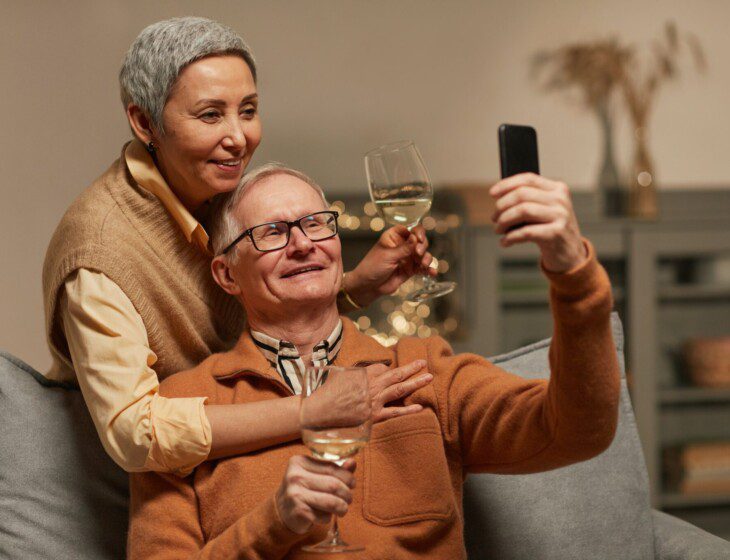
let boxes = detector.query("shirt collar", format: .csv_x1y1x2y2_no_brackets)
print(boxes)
124,139,211,255
250,320,344,394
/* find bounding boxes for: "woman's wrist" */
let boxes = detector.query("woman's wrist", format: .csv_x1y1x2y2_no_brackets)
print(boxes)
341,270,372,309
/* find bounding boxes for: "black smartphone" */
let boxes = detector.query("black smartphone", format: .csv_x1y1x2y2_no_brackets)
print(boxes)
498,123,539,178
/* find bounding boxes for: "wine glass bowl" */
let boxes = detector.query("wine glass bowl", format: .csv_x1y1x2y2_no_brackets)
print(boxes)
300,366,371,553
365,140,456,302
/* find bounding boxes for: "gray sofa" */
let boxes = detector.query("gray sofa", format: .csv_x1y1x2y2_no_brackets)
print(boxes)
1,314,728,559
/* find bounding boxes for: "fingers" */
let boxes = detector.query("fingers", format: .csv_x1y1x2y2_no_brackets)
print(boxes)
298,471,353,505
379,360,427,388
499,222,557,248
369,360,433,424
493,201,559,235
410,225,428,257
277,456,356,533
379,372,433,404
492,185,561,217
374,403,424,423
489,173,567,198
410,224,427,244
297,455,356,486
306,489,350,518
378,225,411,249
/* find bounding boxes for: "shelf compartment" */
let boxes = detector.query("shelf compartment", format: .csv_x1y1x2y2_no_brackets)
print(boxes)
500,287,625,306
660,387,730,405
661,492,730,509
658,283,730,302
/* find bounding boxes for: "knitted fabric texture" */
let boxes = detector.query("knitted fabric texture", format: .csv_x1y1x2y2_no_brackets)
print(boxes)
42,145,244,380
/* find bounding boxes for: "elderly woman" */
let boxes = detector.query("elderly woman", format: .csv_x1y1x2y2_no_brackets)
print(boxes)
127,164,620,558
42,17,432,476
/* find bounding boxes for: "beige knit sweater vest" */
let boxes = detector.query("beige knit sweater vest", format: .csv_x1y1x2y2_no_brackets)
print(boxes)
42,147,245,380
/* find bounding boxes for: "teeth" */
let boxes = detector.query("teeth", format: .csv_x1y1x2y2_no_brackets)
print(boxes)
218,160,240,166
286,267,320,277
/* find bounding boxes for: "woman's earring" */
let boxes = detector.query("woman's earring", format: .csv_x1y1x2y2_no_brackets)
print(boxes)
146,141,157,155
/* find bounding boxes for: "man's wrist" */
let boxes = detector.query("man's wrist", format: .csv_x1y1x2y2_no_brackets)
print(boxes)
541,239,590,274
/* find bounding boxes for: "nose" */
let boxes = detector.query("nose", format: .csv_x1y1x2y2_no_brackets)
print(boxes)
221,114,246,153
286,225,315,256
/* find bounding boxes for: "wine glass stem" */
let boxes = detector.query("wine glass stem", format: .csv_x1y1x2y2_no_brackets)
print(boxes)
408,224,435,288
326,515,344,546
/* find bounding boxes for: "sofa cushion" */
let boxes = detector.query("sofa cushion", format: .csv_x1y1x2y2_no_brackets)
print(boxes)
463,313,655,559
0,351,128,560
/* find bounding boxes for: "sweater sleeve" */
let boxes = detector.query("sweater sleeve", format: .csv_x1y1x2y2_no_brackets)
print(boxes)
127,470,304,559
61,268,212,475
432,238,621,473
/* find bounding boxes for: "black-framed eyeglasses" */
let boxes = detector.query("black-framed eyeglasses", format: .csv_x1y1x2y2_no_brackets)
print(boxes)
222,211,340,254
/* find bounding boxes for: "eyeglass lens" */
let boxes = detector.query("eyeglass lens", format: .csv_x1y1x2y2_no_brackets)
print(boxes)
251,212,337,251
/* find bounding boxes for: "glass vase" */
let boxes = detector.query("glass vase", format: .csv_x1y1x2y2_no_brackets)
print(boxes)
596,103,624,217
628,126,658,220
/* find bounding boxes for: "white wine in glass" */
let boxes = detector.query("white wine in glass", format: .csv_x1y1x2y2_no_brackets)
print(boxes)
300,365,371,554
365,140,456,302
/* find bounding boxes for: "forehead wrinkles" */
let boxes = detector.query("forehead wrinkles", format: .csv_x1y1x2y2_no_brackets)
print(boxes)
237,175,327,228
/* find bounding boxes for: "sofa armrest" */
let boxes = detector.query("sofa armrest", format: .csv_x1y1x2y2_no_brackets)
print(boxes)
652,509,729,559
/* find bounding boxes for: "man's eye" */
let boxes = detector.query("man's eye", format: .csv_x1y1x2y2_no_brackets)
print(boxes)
264,228,284,237
304,219,324,230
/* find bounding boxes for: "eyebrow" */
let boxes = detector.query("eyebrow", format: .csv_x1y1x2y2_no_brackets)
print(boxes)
194,94,258,108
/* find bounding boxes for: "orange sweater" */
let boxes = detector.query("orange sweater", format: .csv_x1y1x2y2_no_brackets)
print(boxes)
127,241,620,559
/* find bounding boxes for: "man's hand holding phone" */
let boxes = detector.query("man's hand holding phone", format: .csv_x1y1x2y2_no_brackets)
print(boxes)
489,173,588,273
494,123,588,274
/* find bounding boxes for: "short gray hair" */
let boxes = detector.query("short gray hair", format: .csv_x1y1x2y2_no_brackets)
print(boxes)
119,16,256,133
209,163,329,259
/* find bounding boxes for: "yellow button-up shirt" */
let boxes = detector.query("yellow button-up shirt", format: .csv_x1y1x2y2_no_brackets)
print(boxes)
49,140,213,474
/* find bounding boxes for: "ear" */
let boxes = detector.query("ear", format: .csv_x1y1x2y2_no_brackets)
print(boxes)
211,254,242,296
126,104,157,145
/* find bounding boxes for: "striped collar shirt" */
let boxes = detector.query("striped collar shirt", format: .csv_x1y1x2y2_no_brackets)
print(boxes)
249,320,344,395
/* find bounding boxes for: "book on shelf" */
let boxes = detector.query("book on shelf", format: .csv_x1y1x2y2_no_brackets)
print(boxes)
664,441,730,496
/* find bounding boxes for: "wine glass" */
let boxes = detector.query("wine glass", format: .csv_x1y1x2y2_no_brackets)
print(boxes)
300,365,372,553
365,140,456,302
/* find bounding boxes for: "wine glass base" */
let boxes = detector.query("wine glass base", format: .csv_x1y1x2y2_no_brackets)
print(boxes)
301,542,364,554
406,281,456,302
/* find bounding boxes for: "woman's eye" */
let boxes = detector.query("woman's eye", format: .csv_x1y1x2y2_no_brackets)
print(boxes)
241,106,257,119
200,111,220,122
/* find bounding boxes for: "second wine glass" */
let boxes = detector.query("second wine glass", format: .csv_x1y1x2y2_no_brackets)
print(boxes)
300,365,371,554
364,140,456,302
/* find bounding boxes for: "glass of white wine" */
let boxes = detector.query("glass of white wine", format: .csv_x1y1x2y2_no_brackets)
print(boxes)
300,365,371,554
365,140,456,302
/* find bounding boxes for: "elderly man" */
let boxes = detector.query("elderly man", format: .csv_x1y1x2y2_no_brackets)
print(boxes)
127,164,620,559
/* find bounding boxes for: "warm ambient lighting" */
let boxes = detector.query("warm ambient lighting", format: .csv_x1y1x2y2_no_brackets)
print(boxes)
342,200,461,345
637,171,653,187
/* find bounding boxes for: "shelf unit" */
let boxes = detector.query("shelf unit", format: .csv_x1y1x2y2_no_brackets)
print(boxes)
628,221,730,538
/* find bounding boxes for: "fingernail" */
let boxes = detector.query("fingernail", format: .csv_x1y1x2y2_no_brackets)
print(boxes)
421,374,433,382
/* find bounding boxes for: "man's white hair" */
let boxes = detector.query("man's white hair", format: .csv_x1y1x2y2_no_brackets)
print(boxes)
209,163,330,260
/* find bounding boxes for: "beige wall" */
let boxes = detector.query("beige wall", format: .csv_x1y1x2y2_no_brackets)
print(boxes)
2,0,728,371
